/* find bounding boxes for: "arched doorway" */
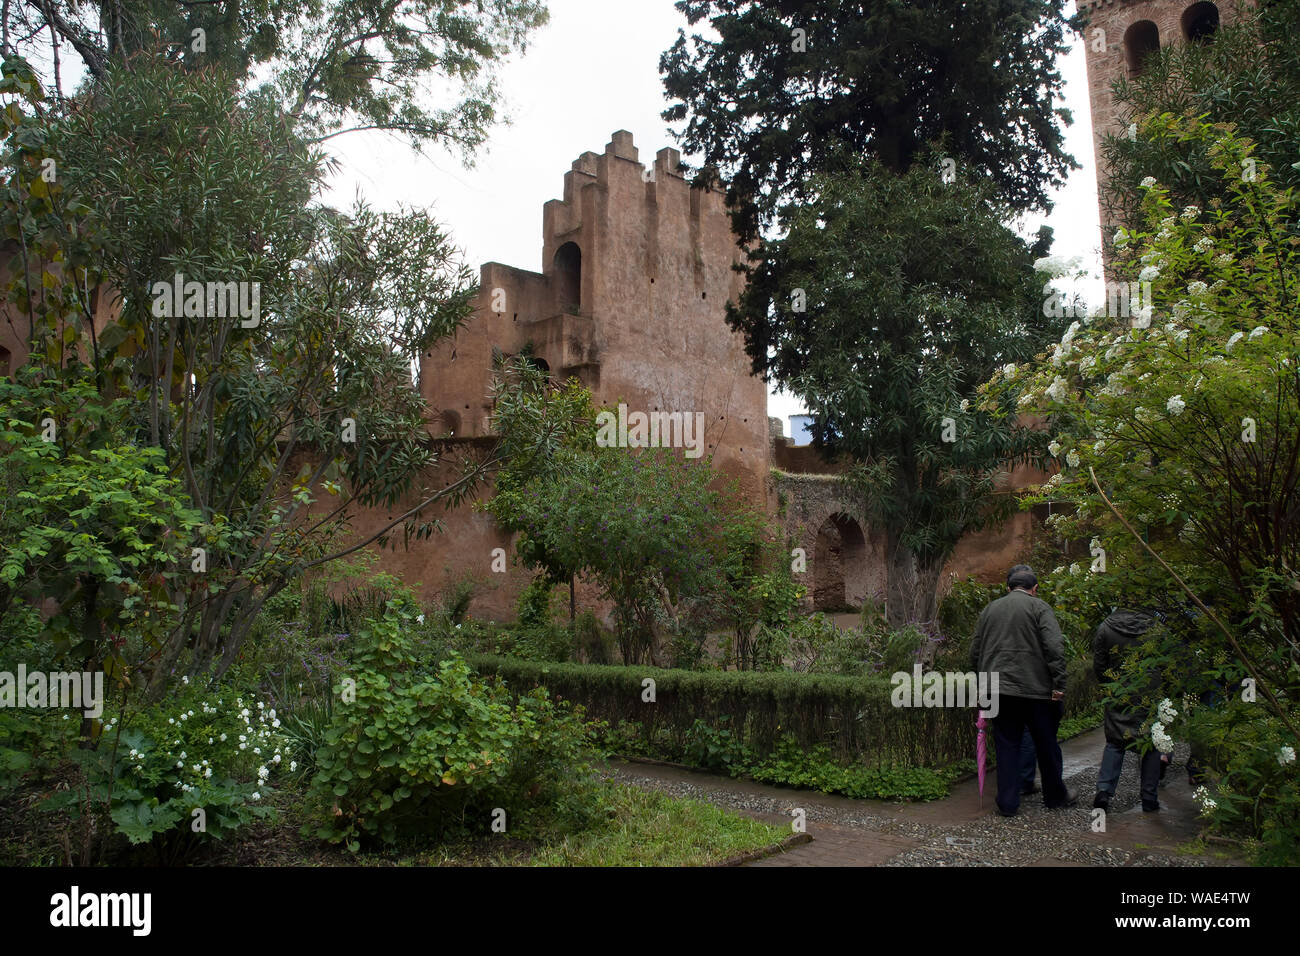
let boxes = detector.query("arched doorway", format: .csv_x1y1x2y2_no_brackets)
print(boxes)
553,242,581,314
812,513,868,611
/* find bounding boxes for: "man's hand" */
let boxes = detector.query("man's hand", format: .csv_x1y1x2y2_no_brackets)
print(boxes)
1051,690,1065,701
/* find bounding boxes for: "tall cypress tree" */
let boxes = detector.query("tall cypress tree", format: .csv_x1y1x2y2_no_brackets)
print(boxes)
661,1,1077,623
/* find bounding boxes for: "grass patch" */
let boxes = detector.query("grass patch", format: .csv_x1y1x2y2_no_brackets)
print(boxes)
521,784,785,867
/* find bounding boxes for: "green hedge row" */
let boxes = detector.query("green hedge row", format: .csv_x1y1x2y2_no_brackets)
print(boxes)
469,654,1099,768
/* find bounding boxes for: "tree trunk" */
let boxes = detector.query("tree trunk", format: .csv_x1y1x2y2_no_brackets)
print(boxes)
884,535,942,629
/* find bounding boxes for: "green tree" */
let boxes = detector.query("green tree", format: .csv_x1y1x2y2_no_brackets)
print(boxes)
487,375,746,665
661,1,1079,626
659,0,1078,242
3,0,547,152
736,158,1062,625
0,57,571,690
0,374,204,734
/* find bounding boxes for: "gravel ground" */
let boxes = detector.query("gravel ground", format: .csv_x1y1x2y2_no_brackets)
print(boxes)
609,742,1214,867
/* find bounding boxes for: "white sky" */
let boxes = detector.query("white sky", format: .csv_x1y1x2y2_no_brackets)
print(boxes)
325,0,1106,432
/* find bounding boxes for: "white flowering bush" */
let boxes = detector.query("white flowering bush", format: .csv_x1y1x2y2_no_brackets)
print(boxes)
983,117,1300,863
49,681,287,861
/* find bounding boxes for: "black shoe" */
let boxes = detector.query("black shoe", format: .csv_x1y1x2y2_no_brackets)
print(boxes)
1020,783,1039,796
1142,799,1160,812
1046,787,1079,809
997,807,1018,818
1093,793,1110,811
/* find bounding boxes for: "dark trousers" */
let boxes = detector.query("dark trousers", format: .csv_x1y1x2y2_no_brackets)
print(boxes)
1097,740,1162,804
993,695,1067,813
1020,729,1037,789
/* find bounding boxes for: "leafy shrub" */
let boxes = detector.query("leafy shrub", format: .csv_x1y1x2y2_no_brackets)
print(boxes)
516,574,559,628
683,717,748,772
308,608,598,849
746,737,952,801
507,624,575,663
45,680,286,863
880,624,930,674
937,577,999,640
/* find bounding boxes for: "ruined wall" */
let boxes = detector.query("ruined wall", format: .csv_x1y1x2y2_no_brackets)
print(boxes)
770,427,1052,614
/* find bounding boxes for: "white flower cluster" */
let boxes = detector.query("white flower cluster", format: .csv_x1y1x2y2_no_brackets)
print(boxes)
1193,236,1214,254
1157,698,1178,724
1166,394,1186,416
1151,721,1175,754
1280,746,1297,767
1180,205,1200,222
117,690,292,801
1193,785,1218,814
1045,377,1068,403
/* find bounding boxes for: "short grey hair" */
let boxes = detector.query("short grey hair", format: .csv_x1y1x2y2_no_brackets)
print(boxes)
1007,564,1037,591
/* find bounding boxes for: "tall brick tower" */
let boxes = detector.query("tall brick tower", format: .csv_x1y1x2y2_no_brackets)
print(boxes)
1078,0,1241,265
363,131,772,619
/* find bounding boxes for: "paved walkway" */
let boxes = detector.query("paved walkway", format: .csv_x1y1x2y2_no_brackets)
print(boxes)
610,729,1244,867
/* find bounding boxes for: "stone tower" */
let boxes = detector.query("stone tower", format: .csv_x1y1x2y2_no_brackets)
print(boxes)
420,129,770,501
374,131,771,618
1078,0,1241,261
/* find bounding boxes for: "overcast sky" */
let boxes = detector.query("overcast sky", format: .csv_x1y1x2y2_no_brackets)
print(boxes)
324,0,1104,430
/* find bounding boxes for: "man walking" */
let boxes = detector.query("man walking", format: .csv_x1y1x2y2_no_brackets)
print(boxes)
970,564,1077,816
1092,609,1163,812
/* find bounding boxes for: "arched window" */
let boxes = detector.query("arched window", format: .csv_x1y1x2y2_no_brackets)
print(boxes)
1124,20,1160,75
1182,2,1220,43
553,242,581,314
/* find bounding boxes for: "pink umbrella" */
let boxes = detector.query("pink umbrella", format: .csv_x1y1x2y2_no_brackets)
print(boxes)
976,711,990,808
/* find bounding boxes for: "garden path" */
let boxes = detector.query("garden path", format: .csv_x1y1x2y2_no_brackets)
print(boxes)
610,730,1245,867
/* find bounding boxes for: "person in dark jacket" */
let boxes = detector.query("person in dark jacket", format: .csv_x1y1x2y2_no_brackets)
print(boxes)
1092,609,1163,812
970,564,1076,816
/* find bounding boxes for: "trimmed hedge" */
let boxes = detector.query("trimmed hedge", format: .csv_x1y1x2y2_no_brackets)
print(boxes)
469,654,1099,768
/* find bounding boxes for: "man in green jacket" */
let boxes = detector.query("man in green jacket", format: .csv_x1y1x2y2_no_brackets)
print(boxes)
1092,609,1164,812
970,564,1077,816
